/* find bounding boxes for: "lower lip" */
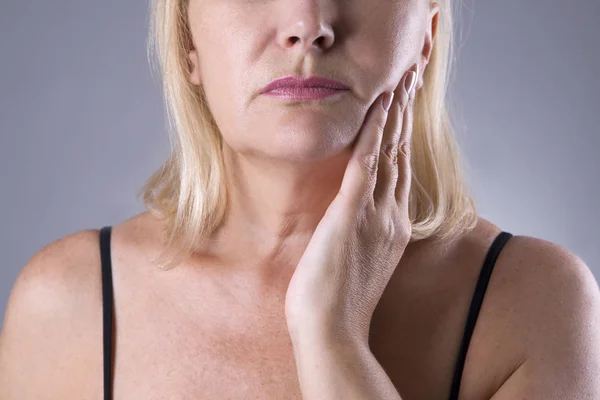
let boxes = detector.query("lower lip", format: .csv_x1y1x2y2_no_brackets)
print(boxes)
263,87,348,100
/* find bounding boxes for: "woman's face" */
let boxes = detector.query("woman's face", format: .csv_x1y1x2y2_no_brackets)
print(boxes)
187,0,436,162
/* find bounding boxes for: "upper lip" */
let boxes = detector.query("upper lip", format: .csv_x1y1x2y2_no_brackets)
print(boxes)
261,76,350,94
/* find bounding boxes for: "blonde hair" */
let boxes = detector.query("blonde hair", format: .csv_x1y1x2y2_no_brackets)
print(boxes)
139,0,478,270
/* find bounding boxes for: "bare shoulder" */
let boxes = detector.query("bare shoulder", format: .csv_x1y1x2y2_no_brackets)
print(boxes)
472,230,600,398
0,227,105,330
503,233,599,345
492,233,599,316
2,228,104,322
0,228,105,399
462,219,598,312
0,212,166,399
11,227,104,296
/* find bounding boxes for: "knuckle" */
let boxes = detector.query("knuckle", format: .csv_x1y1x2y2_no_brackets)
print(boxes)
385,217,398,238
382,143,399,165
399,142,411,158
400,219,412,239
402,222,412,238
400,94,414,113
399,99,409,113
358,153,379,174
374,115,387,135
391,213,411,238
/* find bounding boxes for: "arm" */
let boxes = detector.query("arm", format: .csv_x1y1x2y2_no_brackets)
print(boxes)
0,230,102,400
289,242,600,400
490,255,600,399
290,328,402,400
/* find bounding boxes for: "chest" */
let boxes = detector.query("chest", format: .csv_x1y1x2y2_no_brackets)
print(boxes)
112,313,302,399
99,223,523,400
104,282,485,400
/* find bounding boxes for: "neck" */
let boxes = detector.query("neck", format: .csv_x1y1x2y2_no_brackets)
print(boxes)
205,141,354,275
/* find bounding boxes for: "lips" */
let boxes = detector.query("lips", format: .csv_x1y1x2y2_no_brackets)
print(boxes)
261,76,349,94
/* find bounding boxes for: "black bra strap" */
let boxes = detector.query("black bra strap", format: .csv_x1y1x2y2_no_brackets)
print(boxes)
100,226,114,400
448,231,513,400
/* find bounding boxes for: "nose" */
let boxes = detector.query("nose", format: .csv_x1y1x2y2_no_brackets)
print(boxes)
277,5,335,53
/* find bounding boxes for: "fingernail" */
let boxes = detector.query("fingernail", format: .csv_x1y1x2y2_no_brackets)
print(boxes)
404,70,417,94
382,91,394,112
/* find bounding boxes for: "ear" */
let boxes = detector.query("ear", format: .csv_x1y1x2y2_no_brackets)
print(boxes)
187,39,202,86
416,3,439,90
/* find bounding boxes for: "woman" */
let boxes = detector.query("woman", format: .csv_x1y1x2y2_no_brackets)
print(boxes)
1,0,599,398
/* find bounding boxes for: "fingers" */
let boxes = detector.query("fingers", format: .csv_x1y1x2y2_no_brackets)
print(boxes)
395,71,417,210
338,65,419,212
373,68,417,208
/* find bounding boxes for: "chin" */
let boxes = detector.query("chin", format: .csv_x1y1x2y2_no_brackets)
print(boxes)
246,122,357,163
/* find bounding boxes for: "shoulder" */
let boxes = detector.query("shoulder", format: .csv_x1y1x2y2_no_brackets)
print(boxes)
509,234,599,341
2,228,104,323
483,231,599,347
0,211,158,336
452,220,600,397
0,228,105,398
494,234,598,310
4,228,104,318
486,233,600,397
460,219,598,307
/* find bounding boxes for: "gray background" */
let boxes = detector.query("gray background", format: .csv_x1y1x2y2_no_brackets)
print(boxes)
1,0,598,328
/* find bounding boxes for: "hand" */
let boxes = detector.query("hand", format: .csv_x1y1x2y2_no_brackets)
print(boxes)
284,65,420,344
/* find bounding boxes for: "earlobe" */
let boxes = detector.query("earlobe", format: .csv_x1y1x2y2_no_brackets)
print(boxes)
187,49,201,86
415,64,424,91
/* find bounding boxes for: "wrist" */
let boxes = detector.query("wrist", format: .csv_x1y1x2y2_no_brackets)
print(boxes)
287,315,367,351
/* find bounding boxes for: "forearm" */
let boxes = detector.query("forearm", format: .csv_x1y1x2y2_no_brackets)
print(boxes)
290,329,403,400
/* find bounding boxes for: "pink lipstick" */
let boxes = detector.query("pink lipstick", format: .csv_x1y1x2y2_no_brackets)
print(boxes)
261,76,349,100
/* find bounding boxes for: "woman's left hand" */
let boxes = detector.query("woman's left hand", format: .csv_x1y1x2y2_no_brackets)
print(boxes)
284,66,419,344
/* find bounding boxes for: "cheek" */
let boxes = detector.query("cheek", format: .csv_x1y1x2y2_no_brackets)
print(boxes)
202,72,243,144
200,58,259,155
352,4,422,89
195,31,250,139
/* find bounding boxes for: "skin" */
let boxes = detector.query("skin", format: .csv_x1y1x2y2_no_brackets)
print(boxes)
1,0,599,399
283,66,421,398
185,0,434,281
